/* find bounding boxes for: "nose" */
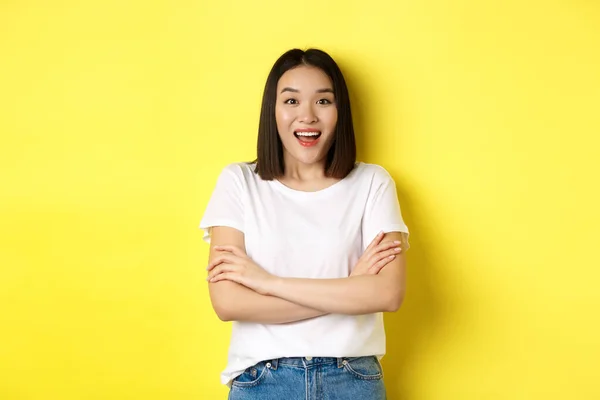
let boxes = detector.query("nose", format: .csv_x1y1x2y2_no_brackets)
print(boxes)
298,103,318,123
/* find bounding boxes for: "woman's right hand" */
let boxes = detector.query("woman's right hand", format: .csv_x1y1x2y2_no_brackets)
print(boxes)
350,231,402,277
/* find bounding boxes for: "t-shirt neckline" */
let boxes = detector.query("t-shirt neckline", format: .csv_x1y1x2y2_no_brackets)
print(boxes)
269,162,363,198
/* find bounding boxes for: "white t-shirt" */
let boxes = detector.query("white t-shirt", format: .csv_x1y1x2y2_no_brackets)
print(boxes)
199,162,410,385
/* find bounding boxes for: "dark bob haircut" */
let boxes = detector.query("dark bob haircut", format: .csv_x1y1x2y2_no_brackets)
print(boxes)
254,48,356,180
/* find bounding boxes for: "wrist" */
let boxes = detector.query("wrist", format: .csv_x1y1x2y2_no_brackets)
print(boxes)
266,276,285,296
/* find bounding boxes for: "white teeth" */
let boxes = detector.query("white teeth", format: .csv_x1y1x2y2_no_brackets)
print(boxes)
295,131,321,137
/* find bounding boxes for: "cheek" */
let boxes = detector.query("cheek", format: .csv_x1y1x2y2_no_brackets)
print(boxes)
275,107,294,130
324,108,338,131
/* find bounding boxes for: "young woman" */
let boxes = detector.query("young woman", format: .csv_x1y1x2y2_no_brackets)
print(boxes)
200,48,410,399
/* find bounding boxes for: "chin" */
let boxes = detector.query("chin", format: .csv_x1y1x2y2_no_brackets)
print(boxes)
288,152,325,166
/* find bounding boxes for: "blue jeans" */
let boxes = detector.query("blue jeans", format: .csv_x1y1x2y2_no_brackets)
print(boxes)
228,356,387,400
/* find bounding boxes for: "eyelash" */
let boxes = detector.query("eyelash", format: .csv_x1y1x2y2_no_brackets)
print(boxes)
284,98,333,105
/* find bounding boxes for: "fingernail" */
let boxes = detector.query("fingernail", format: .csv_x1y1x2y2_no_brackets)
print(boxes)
379,231,385,235
389,255,396,259
394,240,401,244
395,247,401,252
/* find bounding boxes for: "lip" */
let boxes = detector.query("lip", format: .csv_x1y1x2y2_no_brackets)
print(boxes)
294,128,321,133
294,128,321,148
297,137,320,147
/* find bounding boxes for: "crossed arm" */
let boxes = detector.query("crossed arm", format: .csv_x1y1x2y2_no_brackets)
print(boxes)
207,226,407,324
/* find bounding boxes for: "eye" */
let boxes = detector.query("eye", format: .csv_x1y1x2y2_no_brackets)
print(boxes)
317,98,333,105
284,98,298,105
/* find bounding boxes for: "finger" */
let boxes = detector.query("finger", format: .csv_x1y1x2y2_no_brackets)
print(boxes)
373,240,402,255
207,254,228,271
209,272,238,284
214,245,246,257
207,253,243,271
365,239,400,263
372,246,402,263
369,247,401,270
365,231,385,252
207,263,239,281
368,254,396,274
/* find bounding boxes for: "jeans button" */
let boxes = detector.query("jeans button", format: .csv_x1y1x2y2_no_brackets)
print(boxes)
305,356,313,361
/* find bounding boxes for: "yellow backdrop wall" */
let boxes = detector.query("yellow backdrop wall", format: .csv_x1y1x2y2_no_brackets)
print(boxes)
1,1,599,399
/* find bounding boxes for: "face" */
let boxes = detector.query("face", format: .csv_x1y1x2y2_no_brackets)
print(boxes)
275,65,338,168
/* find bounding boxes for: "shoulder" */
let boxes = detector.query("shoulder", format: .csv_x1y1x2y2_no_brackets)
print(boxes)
219,162,254,175
218,162,258,183
355,162,395,185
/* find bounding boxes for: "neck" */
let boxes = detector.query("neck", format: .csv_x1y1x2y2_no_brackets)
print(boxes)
282,155,326,182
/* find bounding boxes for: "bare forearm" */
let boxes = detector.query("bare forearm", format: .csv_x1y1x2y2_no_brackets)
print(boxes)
268,275,403,315
210,281,326,324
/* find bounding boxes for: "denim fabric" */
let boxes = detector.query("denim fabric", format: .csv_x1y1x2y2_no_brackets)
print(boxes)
228,356,386,400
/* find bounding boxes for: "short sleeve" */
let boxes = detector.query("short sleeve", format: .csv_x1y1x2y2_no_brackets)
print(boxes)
199,164,245,243
362,167,410,251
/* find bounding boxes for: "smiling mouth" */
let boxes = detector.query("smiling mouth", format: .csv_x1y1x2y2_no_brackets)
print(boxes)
294,131,321,143
294,131,322,147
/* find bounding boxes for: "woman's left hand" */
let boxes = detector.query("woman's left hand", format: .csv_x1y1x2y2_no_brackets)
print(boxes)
206,245,278,295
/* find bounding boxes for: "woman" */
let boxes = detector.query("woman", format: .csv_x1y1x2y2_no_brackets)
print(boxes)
200,48,410,399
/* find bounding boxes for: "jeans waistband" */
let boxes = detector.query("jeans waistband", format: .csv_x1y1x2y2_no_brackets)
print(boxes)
268,357,349,370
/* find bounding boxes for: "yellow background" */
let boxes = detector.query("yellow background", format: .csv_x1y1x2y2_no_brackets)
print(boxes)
1,1,599,399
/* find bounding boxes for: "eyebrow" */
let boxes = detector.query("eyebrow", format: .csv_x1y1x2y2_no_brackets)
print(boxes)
280,87,334,94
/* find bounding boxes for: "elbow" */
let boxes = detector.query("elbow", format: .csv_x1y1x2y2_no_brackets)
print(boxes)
212,300,235,322
215,308,233,322
384,289,405,313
